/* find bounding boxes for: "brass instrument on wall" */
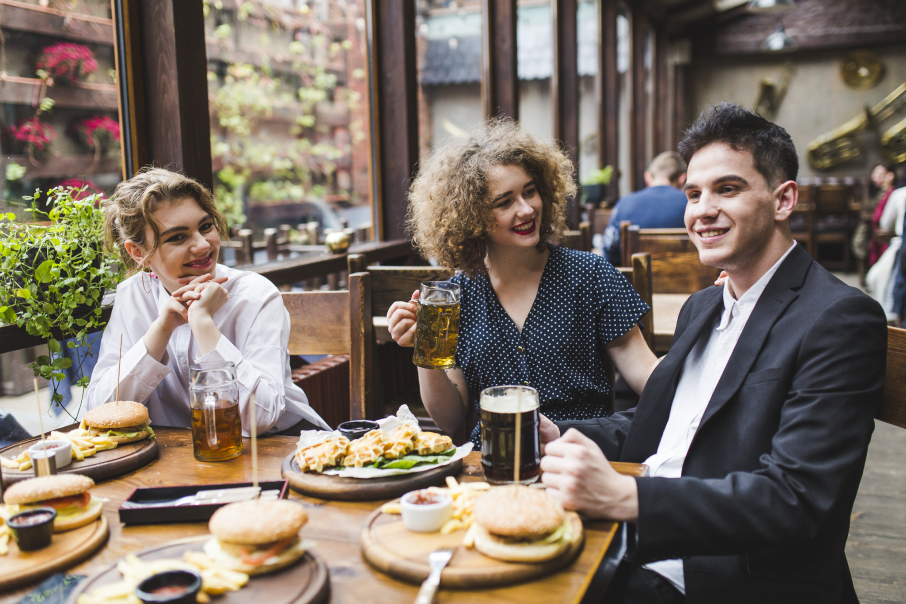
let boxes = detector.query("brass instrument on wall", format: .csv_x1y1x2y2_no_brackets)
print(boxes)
807,83,906,170
881,118,906,164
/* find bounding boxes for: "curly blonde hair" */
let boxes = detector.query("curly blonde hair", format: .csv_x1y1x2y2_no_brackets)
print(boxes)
104,167,229,274
408,118,575,275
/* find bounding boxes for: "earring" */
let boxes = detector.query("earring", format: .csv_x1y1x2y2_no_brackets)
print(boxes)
140,266,151,294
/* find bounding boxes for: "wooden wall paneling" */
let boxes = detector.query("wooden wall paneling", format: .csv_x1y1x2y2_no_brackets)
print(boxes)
552,0,580,228
112,0,146,178
596,0,619,202
482,0,519,120
136,0,212,189
631,7,647,192
674,62,687,147
370,0,419,242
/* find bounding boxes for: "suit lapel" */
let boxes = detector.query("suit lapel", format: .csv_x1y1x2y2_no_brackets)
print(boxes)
695,244,812,432
619,286,724,462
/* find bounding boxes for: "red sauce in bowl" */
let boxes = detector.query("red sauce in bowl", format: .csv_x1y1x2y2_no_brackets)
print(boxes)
149,585,190,596
409,491,443,505
9,511,54,527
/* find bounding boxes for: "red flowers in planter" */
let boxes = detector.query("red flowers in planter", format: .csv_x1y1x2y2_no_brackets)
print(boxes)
37,43,98,84
57,178,105,202
73,115,121,154
6,117,56,156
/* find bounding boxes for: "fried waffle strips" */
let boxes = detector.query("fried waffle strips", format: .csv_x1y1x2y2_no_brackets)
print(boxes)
344,430,386,467
296,435,350,473
383,424,419,459
414,431,454,455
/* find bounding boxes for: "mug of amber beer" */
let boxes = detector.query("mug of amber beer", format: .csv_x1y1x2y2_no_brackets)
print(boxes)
412,281,461,370
479,385,541,485
189,361,243,462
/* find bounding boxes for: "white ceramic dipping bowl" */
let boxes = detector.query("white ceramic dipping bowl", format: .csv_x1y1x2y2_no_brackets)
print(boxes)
28,439,73,469
400,489,453,533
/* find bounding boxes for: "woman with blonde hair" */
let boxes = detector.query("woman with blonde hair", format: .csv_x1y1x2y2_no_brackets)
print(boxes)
85,168,328,435
387,119,658,445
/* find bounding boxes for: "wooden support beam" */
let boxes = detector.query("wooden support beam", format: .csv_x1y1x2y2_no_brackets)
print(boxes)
596,0,619,202
135,0,212,189
482,0,519,120
655,28,669,154
368,0,419,242
552,0,579,228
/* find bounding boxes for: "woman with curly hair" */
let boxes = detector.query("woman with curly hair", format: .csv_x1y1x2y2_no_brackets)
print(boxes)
387,119,659,445
85,168,328,435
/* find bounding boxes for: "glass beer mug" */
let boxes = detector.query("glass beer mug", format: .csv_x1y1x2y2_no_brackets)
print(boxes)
189,361,243,462
413,281,461,370
479,385,541,485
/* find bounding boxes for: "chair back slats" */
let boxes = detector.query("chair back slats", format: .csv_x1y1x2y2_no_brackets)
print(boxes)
815,184,852,215
365,266,455,318
348,272,374,420
617,252,654,350
621,224,719,294
282,291,351,355
880,325,906,429
561,221,592,253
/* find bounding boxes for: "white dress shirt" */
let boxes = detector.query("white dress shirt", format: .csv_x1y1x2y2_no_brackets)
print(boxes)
85,264,329,435
643,242,796,593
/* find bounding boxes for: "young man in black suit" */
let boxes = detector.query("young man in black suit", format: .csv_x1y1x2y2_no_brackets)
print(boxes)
539,103,887,604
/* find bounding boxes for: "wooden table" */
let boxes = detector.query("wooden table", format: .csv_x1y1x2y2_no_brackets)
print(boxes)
1,428,625,604
652,293,691,355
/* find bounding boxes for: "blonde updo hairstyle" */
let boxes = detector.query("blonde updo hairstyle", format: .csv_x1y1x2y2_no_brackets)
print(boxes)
408,118,575,276
104,167,229,274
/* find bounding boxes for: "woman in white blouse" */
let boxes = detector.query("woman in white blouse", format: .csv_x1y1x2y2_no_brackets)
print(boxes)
85,168,328,435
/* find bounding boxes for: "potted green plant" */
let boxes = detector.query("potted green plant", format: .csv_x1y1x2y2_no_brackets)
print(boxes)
0,185,122,417
581,166,614,207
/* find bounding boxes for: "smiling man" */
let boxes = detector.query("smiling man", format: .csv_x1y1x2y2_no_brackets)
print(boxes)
539,103,887,604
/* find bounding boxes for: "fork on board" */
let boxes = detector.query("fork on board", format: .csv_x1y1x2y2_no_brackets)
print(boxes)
414,546,456,604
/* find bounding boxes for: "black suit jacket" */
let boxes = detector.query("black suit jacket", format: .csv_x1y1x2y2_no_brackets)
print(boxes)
561,244,887,604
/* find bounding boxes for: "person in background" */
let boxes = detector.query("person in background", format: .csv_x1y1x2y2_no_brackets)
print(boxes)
601,152,688,266
85,168,328,435
539,103,886,603
865,181,906,320
865,161,898,268
386,119,659,447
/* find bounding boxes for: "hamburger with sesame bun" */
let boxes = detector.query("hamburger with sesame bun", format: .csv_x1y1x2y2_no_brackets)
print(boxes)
82,401,154,444
471,485,575,563
204,499,313,576
3,474,103,532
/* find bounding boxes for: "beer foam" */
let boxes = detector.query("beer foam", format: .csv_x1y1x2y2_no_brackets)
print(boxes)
480,393,540,413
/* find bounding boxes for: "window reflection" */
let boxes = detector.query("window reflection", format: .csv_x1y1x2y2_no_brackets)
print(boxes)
204,0,373,265
616,8,631,197
518,0,552,140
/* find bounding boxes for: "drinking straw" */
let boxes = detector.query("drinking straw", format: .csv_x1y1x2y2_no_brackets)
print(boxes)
250,392,259,494
34,377,49,474
514,386,522,484
115,333,122,405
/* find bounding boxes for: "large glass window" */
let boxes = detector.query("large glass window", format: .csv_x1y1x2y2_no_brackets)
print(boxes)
577,0,599,186
518,0,552,140
416,0,483,156
0,1,124,218
204,0,373,261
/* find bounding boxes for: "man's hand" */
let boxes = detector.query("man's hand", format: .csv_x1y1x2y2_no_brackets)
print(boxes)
539,413,560,455
540,428,639,522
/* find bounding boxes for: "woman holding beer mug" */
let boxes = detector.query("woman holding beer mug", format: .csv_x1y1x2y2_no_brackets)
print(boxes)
85,168,329,436
387,119,659,446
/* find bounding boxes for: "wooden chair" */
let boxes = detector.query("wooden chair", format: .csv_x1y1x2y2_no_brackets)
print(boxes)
617,252,654,351
561,221,592,253
791,184,815,257
620,223,720,293
813,184,856,271
282,272,373,427
880,325,906,429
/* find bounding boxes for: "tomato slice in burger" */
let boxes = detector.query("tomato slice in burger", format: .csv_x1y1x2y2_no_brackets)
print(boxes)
239,536,295,565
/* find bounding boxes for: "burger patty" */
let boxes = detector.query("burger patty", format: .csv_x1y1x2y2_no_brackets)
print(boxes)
36,492,91,510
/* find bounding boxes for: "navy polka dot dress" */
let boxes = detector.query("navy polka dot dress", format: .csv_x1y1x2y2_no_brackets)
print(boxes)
450,245,650,446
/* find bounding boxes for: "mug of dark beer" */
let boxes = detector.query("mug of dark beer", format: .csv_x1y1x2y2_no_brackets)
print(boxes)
412,281,460,370
479,385,541,485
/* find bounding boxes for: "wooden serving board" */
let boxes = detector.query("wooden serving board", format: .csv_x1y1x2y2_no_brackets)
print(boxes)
1,435,159,484
281,453,463,501
1,516,109,592
66,535,330,604
360,508,585,588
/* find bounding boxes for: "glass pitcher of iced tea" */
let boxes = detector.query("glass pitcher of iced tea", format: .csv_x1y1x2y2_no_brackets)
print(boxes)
189,361,243,462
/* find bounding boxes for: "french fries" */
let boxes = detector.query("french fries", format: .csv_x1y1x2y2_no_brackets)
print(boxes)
2,429,119,472
0,522,9,556
75,551,250,604
381,476,490,537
